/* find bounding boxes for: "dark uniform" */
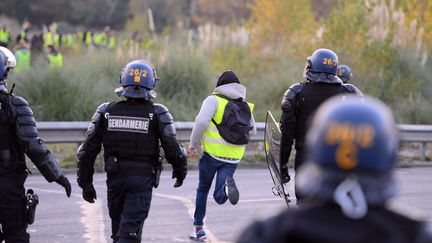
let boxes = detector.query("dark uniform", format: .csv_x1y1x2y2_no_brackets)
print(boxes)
279,48,362,200
239,96,432,243
77,60,187,243
0,48,71,243
238,202,432,243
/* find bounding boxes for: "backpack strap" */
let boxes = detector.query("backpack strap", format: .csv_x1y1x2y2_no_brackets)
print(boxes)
211,93,230,126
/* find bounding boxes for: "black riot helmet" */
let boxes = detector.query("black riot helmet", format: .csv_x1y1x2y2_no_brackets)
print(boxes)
304,48,342,84
115,60,159,99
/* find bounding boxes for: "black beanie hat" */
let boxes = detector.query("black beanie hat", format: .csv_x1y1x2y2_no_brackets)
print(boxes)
216,70,240,87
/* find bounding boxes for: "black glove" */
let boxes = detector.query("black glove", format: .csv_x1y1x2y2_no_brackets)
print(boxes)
82,184,97,203
172,171,185,188
55,175,72,197
281,170,291,184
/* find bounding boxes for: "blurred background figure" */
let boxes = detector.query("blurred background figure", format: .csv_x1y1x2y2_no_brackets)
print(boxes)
14,40,31,73
15,20,31,45
30,33,44,65
0,26,11,48
46,45,63,68
337,64,352,83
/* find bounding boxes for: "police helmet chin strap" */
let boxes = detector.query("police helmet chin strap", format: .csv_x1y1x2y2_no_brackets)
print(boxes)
334,175,368,219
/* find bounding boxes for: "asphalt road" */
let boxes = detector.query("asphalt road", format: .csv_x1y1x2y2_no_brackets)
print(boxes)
24,167,432,243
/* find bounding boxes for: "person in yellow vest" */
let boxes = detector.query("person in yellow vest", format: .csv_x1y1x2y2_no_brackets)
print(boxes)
16,20,31,44
46,45,63,68
14,41,31,73
0,26,11,47
188,70,256,241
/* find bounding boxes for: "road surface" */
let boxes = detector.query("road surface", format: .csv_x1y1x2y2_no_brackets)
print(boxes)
25,167,432,243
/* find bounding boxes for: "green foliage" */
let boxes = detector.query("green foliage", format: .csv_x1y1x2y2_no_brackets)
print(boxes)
210,44,260,86
155,48,212,121
12,51,121,121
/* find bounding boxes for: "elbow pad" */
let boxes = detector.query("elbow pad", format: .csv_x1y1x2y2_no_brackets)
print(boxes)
281,83,303,112
154,103,176,137
343,83,363,96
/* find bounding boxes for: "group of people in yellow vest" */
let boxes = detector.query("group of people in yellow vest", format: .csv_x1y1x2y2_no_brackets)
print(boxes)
0,22,134,73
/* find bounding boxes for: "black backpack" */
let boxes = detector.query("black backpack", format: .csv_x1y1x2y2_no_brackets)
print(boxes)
211,93,253,145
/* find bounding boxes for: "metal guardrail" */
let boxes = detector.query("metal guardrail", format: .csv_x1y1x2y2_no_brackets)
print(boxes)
36,121,266,143
37,122,432,159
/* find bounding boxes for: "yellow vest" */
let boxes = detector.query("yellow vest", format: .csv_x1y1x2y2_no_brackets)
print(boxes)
15,49,31,72
0,29,10,43
202,93,254,160
48,53,63,68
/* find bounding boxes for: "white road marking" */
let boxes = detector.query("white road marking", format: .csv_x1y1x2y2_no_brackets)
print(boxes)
79,201,108,243
154,192,230,243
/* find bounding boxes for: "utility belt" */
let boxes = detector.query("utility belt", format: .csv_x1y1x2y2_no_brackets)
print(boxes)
105,156,161,187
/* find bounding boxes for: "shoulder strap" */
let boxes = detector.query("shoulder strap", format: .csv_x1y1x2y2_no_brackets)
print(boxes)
213,93,231,101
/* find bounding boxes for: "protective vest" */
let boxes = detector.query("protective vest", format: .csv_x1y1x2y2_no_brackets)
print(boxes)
44,32,61,49
0,93,25,176
202,93,254,160
15,49,31,72
48,53,63,68
94,33,107,47
85,32,92,46
102,101,159,165
108,36,116,49
0,29,10,43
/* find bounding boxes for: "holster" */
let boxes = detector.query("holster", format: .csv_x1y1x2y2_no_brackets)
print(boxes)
25,189,39,225
104,156,119,174
152,156,162,188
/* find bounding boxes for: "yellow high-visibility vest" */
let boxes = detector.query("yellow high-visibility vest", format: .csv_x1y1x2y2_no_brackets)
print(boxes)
48,53,63,68
0,29,10,43
202,92,254,160
15,49,31,72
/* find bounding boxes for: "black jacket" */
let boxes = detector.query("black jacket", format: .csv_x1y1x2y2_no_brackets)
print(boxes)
280,81,361,170
238,202,432,243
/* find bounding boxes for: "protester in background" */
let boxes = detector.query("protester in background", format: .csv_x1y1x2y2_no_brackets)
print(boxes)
0,26,11,48
46,45,63,68
14,40,31,73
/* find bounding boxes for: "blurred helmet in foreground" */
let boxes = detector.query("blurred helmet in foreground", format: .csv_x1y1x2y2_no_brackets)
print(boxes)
297,95,398,218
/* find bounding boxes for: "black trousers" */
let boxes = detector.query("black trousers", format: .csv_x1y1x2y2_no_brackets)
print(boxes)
107,175,153,243
0,178,29,243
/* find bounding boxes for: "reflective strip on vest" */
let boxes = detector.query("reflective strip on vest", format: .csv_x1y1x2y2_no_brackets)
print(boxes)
202,93,254,160
15,50,31,72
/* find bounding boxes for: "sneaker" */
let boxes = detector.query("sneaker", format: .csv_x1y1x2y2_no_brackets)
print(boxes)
225,176,239,205
189,226,207,242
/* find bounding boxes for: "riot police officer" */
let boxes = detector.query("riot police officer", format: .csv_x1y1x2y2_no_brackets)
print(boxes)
77,60,187,243
337,64,352,83
279,48,362,202
0,47,71,242
238,95,432,243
